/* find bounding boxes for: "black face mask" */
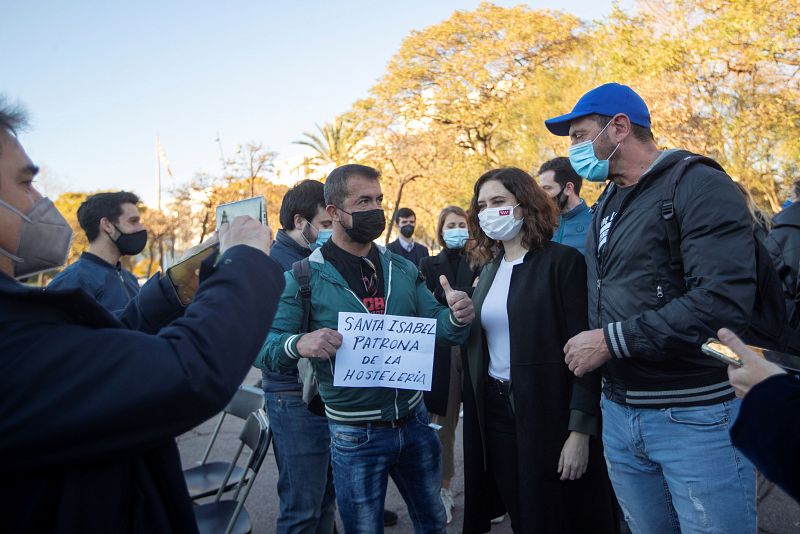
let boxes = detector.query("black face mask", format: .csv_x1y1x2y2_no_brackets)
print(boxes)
554,185,569,212
399,224,415,238
339,208,386,244
112,225,148,256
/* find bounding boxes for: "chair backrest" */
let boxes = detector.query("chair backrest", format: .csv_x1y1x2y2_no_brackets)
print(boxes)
225,385,265,419
215,410,272,534
199,385,265,465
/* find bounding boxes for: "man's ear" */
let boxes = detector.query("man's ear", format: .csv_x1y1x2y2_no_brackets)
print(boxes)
326,204,340,222
293,213,305,231
98,217,116,238
609,114,632,144
564,182,576,197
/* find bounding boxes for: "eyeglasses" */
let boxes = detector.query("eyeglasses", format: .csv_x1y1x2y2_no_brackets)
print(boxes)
360,256,378,297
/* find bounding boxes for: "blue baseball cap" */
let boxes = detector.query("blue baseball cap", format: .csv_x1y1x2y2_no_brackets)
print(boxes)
544,83,651,136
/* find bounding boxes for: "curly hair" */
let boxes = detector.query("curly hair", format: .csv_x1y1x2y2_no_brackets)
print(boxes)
466,168,558,269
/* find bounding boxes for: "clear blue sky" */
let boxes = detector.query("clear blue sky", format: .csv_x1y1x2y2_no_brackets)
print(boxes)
5,1,616,206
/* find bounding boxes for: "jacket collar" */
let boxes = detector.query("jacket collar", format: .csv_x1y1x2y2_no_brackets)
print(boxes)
81,251,121,271
562,199,588,221
275,229,310,255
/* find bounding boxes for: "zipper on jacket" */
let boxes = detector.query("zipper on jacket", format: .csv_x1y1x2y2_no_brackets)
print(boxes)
656,285,664,299
118,270,135,299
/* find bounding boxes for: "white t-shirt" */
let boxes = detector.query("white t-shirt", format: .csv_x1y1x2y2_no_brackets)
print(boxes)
481,255,525,381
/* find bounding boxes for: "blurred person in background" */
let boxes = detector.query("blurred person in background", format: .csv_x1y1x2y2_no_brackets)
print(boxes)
418,205,478,524
48,191,145,311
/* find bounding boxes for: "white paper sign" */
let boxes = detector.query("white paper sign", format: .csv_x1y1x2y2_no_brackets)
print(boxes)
333,312,437,391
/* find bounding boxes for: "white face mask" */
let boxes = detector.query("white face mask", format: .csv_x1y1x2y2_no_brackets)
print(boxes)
478,203,523,242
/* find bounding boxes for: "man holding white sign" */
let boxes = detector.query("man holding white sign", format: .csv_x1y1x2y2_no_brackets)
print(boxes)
259,164,474,534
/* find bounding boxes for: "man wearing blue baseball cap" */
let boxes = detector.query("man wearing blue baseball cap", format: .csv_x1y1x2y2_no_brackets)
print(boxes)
547,83,758,533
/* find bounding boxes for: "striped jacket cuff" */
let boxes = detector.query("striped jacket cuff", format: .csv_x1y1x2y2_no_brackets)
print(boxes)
604,322,632,359
283,334,303,360
449,312,469,328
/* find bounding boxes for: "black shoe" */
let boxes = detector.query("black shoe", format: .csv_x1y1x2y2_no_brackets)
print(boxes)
383,510,398,527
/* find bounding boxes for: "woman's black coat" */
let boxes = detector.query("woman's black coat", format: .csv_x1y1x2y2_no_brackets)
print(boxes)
419,248,476,415
462,242,618,533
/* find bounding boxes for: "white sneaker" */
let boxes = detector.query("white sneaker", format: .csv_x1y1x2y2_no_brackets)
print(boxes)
440,489,453,524
490,514,505,524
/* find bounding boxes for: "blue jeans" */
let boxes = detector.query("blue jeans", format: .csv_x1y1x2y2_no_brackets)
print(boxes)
601,396,756,534
328,403,446,534
265,391,336,534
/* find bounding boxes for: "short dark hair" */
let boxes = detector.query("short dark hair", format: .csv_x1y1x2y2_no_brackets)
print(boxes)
592,113,654,143
324,164,381,207
0,96,29,156
279,179,326,230
77,191,140,242
395,207,416,223
537,157,583,196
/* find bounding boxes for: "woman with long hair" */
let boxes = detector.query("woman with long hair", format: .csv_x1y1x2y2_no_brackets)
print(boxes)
461,168,617,533
418,205,477,524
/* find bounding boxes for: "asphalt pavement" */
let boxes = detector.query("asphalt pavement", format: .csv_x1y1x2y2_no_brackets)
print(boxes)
177,368,799,533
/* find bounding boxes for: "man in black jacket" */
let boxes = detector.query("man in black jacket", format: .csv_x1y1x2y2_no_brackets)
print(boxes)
0,99,285,533
548,83,757,533
387,207,429,265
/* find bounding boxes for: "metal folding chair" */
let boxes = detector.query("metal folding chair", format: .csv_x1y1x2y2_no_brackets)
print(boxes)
183,385,264,500
193,410,272,534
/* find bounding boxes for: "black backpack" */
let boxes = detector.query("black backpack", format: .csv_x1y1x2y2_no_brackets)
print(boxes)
291,257,326,416
661,154,794,351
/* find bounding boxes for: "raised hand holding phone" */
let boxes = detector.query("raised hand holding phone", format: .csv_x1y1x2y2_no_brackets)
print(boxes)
718,328,785,398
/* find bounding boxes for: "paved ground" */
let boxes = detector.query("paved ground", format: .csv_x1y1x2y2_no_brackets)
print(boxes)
178,368,799,533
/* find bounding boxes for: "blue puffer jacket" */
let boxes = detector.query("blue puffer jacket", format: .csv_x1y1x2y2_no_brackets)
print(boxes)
48,252,140,312
552,200,591,255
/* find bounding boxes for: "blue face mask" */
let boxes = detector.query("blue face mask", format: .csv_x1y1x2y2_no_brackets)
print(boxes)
568,120,620,182
314,228,333,247
443,228,469,249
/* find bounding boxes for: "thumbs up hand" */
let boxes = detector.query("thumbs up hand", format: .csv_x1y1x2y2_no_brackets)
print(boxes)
440,275,474,325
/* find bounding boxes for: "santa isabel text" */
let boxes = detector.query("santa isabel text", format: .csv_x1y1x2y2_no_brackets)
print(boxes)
341,316,437,335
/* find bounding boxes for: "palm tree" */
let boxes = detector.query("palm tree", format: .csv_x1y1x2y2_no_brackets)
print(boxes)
293,116,365,177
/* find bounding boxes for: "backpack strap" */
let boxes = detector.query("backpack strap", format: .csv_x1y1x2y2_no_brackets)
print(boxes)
292,257,312,333
662,154,725,274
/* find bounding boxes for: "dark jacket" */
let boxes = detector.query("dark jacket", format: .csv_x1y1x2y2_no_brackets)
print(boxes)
587,150,756,407
418,248,477,415
48,252,140,312
387,238,429,266
731,373,800,503
462,243,617,534
270,229,311,271
0,245,285,533
552,200,591,255
262,230,311,393
765,202,800,324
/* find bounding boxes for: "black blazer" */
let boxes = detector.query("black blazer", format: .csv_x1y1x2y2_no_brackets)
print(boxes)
462,242,618,533
387,239,429,266
0,247,285,533
418,249,477,415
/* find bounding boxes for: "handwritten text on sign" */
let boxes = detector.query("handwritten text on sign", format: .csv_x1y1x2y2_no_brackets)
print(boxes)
333,312,437,391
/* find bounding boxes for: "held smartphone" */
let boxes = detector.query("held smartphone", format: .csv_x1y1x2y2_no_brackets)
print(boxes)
166,243,219,305
215,196,267,230
702,338,800,373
